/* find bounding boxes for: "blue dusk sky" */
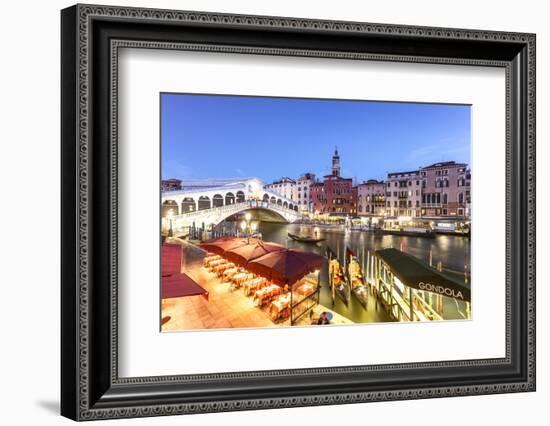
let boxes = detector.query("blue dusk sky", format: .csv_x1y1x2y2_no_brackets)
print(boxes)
161,93,471,183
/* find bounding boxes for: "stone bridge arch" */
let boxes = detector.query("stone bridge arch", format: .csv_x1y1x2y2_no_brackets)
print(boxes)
165,202,304,235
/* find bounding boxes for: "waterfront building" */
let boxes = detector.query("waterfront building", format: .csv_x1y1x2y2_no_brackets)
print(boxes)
420,161,469,218
331,147,341,177
357,179,386,216
309,148,357,215
323,174,357,215
464,168,471,217
296,172,316,212
161,178,182,192
264,177,297,202
310,181,326,214
385,170,422,218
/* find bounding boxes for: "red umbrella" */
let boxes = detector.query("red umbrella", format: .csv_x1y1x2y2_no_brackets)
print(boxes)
199,237,256,256
224,241,285,267
247,249,324,286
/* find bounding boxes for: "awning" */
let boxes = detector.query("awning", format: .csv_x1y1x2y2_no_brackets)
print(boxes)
248,249,324,286
375,248,470,302
162,272,209,300
162,243,183,275
161,243,208,300
199,237,259,256
224,241,285,267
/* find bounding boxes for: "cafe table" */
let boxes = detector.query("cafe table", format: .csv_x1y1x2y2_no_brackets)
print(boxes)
243,277,266,296
203,254,221,264
254,285,281,306
213,263,235,276
206,258,225,269
231,272,249,285
270,294,291,320
223,267,239,280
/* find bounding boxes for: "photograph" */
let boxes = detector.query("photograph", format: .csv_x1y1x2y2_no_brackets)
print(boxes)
56,3,536,421
160,93,472,331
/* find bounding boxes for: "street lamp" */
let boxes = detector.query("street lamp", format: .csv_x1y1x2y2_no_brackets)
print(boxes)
240,212,257,243
167,209,174,237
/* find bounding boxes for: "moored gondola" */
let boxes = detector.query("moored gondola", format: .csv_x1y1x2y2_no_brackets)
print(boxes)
288,232,325,243
346,247,369,308
326,247,350,305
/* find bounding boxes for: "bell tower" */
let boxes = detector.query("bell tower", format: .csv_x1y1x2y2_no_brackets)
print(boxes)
332,147,340,177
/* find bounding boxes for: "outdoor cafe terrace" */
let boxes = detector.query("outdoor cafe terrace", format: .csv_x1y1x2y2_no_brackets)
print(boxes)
161,237,336,330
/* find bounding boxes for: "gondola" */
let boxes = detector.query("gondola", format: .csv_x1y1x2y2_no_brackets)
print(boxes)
379,228,435,238
346,247,369,308
326,247,350,305
288,232,325,243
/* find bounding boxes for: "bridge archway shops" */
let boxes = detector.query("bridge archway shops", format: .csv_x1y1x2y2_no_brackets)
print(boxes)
212,194,224,208
373,248,471,321
181,197,196,213
198,196,211,210
225,192,235,205
162,200,179,217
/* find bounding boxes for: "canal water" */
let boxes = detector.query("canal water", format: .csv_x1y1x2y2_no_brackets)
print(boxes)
257,222,471,324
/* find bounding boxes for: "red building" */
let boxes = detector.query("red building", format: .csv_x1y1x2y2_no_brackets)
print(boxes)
161,178,182,192
322,174,356,214
310,182,326,213
310,148,357,216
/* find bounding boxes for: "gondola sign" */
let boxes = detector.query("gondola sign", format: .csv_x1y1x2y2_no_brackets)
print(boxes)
418,281,465,301
375,248,471,302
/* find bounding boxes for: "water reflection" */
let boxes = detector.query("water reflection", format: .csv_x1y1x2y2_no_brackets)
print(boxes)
257,222,471,324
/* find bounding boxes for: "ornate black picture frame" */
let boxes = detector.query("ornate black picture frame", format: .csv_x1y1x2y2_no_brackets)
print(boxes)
61,4,536,421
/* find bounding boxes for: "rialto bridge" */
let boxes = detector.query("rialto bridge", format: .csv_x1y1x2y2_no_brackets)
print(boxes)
161,178,305,236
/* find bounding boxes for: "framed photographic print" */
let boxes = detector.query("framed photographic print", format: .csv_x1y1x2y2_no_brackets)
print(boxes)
61,4,536,421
